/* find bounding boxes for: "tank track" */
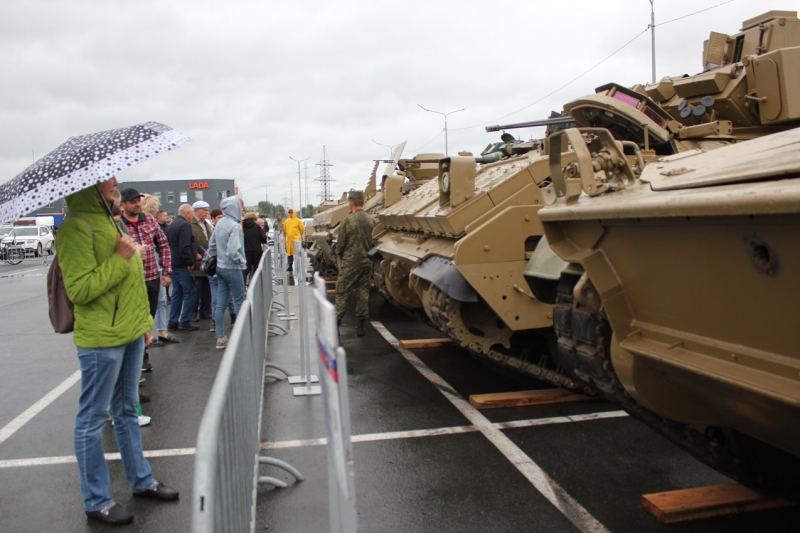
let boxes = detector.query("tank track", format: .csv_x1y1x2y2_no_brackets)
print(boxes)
372,261,433,325
553,275,800,496
428,284,595,395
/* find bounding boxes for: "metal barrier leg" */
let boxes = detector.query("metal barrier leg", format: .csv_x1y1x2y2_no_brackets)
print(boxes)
258,456,305,482
264,362,290,381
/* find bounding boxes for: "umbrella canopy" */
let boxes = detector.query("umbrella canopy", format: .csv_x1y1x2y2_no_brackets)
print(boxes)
0,121,190,224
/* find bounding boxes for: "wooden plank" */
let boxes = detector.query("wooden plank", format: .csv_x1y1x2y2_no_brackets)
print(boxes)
398,338,455,349
468,388,595,409
642,483,797,524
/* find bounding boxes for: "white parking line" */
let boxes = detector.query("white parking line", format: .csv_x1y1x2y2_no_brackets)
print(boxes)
372,321,612,533
0,265,47,277
0,447,197,469
0,371,81,446
0,412,628,469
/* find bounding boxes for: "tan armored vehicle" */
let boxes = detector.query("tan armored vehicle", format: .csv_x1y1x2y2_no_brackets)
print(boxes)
562,10,800,158
520,10,800,494
308,143,442,277
372,118,602,394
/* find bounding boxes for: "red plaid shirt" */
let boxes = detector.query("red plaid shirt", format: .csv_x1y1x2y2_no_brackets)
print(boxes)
122,212,172,281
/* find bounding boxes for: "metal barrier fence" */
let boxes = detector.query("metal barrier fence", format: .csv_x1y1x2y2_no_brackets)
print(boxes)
193,249,301,533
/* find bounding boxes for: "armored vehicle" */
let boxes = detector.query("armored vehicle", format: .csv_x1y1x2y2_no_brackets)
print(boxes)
561,10,800,159
309,144,442,277
308,162,382,277
520,10,800,494
372,119,603,394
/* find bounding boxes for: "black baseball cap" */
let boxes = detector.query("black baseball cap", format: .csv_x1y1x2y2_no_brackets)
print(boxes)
120,188,145,202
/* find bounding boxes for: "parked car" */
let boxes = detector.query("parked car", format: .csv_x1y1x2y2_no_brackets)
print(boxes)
2,226,54,257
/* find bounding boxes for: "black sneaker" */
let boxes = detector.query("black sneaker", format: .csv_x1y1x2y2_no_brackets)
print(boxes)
167,323,180,331
133,482,180,501
142,361,153,373
139,394,150,403
86,503,133,525
178,324,200,331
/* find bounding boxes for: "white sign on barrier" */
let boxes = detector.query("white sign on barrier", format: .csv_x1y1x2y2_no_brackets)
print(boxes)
313,273,357,532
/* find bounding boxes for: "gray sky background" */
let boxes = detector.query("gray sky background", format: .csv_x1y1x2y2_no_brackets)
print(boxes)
0,0,789,208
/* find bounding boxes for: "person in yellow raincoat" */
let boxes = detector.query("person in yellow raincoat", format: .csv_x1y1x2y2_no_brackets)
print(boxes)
283,208,305,272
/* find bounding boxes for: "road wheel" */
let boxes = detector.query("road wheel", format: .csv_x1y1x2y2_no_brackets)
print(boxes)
35,242,42,257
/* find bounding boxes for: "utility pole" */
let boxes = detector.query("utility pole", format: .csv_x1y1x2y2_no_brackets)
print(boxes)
289,181,294,209
372,139,401,160
418,104,466,157
289,155,310,214
649,0,656,83
303,161,311,216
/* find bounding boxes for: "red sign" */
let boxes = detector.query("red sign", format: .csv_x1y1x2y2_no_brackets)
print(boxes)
189,182,209,189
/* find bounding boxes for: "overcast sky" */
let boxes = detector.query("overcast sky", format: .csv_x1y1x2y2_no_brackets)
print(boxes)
0,0,790,208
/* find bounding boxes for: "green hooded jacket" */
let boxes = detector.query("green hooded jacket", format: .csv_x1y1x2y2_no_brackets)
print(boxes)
55,185,153,348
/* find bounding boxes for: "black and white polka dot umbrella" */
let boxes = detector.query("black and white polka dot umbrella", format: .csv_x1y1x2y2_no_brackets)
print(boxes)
0,121,190,224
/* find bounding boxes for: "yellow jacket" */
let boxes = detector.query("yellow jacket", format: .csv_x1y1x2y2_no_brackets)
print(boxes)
284,211,305,255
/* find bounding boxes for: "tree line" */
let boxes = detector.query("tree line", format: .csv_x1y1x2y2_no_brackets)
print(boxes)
255,201,317,218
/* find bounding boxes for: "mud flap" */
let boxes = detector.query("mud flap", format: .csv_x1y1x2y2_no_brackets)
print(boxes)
411,256,478,302
524,236,570,304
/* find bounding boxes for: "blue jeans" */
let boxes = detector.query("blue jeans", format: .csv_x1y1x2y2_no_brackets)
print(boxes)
214,267,246,337
75,337,156,511
155,284,167,331
169,267,196,326
209,274,235,318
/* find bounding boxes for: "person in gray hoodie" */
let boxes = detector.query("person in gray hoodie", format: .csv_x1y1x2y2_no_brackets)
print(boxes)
208,197,247,349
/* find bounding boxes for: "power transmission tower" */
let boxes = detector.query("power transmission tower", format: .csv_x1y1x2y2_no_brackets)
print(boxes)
315,146,335,202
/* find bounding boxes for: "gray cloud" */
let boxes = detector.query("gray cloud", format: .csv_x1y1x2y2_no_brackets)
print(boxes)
1,0,788,207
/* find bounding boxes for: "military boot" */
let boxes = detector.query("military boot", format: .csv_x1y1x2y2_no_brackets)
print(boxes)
286,255,294,272
356,318,365,337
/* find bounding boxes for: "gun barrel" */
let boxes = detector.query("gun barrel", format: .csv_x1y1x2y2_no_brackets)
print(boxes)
486,116,576,132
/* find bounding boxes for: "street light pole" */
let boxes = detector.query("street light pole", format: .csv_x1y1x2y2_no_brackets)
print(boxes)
417,104,466,157
372,139,401,160
649,0,656,83
289,155,310,216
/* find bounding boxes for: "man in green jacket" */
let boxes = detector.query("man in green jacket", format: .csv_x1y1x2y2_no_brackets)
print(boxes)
57,177,179,526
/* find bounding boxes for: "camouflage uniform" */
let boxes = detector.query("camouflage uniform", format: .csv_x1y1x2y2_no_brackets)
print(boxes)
273,217,284,234
335,208,375,321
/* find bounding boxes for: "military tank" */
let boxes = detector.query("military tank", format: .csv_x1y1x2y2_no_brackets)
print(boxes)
522,11,800,494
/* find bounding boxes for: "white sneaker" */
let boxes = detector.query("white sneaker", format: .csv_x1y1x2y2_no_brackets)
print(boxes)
138,415,151,427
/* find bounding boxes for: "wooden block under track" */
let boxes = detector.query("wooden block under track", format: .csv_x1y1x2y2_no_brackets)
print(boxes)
641,483,797,524
468,388,595,409
398,338,455,349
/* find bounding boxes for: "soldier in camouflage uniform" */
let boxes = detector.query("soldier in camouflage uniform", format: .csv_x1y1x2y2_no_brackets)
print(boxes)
273,214,284,234
335,190,376,337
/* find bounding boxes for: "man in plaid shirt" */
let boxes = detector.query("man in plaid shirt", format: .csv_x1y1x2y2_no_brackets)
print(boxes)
120,188,172,372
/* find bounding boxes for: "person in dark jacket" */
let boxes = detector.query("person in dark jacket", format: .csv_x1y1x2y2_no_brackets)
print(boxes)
190,201,214,320
165,204,198,330
242,212,267,285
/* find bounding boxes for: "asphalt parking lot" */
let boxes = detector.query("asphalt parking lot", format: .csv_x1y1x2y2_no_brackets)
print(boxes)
1,256,798,532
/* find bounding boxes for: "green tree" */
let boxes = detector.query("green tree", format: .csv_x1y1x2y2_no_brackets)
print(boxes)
300,204,317,218
256,201,286,218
